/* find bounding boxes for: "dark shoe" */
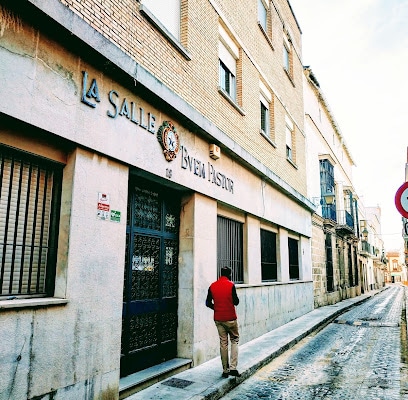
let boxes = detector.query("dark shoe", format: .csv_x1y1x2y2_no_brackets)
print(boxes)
222,372,229,378
229,370,241,377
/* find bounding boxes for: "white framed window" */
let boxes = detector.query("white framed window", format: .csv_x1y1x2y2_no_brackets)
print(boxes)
142,0,181,40
260,99,269,136
219,59,236,101
283,45,290,72
219,25,239,102
258,0,268,31
285,115,293,160
283,33,292,76
260,81,272,138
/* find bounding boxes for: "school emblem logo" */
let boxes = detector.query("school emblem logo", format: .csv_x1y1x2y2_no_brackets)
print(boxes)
157,121,180,161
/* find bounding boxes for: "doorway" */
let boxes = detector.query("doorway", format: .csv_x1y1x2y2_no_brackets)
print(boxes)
121,178,180,376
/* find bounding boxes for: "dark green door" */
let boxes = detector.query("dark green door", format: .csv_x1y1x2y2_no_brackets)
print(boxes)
121,178,180,376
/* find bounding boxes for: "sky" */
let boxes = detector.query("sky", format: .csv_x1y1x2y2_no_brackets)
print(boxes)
289,0,408,251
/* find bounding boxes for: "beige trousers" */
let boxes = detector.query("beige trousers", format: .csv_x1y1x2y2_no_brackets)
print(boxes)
215,319,240,373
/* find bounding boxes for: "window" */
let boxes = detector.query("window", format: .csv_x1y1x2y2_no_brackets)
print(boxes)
319,159,336,221
288,237,299,280
285,115,294,161
219,25,239,102
325,233,334,292
258,0,267,31
348,244,354,287
0,146,62,298
283,33,293,78
260,81,273,139
260,101,269,136
217,216,243,283
261,229,277,281
283,44,290,72
219,60,236,101
142,0,181,40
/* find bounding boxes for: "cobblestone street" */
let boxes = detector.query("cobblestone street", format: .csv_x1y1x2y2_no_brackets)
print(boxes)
222,286,408,400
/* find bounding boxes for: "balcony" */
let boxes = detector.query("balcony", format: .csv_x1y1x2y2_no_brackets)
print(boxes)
321,207,355,236
360,241,374,256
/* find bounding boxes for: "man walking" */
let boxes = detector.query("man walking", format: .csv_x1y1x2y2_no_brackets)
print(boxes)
206,266,241,378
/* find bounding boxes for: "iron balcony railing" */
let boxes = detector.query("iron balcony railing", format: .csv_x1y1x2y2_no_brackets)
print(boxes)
361,241,375,255
337,210,354,229
322,207,354,230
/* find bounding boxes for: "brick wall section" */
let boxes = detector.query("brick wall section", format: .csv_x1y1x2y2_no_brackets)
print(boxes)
58,0,306,195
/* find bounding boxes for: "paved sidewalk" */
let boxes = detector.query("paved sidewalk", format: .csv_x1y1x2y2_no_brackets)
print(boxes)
128,289,385,400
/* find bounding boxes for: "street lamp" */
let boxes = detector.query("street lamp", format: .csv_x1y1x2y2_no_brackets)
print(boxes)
322,192,335,205
362,228,368,240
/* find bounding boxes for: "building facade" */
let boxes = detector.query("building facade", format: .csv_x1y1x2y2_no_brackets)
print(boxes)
385,250,406,284
303,67,363,307
303,66,388,307
0,1,315,398
359,206,387,291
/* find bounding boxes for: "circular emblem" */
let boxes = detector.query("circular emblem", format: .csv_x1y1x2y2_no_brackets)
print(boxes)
395,182,408,218
157,121,179,162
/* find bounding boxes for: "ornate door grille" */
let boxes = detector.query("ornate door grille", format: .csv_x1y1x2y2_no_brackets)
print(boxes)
121,179,180,376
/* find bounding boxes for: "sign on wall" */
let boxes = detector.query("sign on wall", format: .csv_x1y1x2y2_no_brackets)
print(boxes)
395,182,408,218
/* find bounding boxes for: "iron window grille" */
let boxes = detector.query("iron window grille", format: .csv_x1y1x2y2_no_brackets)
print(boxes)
325,233,334,292
0,146,62,298
217,215,243,283
288,237,299,280
261,229,277,281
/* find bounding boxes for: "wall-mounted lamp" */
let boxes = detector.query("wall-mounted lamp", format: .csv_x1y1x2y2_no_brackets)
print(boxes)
312,191,336,206
362,228,368,240
322,192,335,205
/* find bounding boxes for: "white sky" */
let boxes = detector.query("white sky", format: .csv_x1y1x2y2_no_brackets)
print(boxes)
289,0,408,250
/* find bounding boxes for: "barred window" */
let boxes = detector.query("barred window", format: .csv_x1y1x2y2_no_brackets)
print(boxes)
325,233,334,292
288,237,299,280
217,216,243,283
261,229,277,282
0,147,62,298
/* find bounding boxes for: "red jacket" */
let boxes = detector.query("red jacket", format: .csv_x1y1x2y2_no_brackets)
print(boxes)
206,276,239,321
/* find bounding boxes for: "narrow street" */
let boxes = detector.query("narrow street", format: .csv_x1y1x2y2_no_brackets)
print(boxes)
222,285,408,400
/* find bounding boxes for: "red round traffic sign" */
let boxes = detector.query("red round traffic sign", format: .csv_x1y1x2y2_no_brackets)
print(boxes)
395,182,408,218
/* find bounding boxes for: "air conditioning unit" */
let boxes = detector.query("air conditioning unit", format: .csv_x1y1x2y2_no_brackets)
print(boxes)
209,144,221,160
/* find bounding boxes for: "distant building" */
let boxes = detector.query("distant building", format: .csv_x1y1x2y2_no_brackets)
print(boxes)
303,67,386,306
385,250,406,284
303,67,361,307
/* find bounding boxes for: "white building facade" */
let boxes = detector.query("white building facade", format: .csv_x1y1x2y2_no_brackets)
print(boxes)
303,68,362,307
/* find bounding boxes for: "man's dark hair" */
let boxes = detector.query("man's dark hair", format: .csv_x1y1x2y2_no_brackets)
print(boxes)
220,267,232,278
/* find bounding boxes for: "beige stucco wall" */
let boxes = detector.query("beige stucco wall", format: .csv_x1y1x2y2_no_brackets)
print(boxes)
0,17,311,237
0,148,128,399
176,194,313,366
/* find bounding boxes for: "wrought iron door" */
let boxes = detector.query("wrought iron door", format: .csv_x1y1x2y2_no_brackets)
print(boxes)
121,179,179,376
